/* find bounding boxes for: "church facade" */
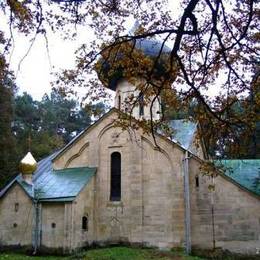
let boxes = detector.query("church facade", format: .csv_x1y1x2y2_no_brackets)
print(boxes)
0,36,260,255
0,99,259,254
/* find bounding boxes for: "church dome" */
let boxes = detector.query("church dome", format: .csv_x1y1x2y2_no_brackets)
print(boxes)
96,24,172,91
19,152,37,175
133,37,171,57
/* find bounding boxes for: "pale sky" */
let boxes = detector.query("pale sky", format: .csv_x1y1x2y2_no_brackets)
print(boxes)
9,25,94,100
7,0,184,101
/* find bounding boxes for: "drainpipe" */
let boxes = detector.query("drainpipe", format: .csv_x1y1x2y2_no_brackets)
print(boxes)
183,151,191,254
211,176,216,250
32,184,40,255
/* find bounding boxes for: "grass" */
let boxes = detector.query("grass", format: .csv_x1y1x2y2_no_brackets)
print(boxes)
0,246,204,260
0,253,63,260
1,246,257,260
73,246,204,260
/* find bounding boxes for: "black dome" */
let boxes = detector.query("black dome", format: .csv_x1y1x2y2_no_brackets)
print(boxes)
97,24,172,91
134,38,171,57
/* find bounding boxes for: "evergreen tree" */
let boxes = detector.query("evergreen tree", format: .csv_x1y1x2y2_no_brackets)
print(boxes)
39,89,92,143
13,89,95,161
0,82,18,188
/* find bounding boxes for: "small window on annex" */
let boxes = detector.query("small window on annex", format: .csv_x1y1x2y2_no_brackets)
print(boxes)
82,215,88,231
110,152,121,201
14,203,19,212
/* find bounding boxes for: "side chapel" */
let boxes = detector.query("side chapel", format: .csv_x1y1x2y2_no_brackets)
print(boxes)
0,36,259,255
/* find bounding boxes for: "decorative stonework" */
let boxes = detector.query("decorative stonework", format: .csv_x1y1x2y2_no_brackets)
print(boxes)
64,142,89,168
111,132,120,144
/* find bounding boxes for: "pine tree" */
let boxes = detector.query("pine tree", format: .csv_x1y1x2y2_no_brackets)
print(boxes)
0,84,18,188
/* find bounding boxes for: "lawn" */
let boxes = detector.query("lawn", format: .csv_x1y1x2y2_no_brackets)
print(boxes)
0,246,204,260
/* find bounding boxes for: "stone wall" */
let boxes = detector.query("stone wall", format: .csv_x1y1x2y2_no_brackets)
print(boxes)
41,203,65,249
189,158,260,254
141,137,185,248
72,177,95,249
0,184,33,247
95,125,143,244
50,110,260,253
95,127,188,248
53,110,189,249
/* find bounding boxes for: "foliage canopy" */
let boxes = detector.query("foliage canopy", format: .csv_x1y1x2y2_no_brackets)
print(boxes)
0,0,259,158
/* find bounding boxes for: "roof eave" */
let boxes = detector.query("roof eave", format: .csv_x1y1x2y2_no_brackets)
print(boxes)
39,196,75,202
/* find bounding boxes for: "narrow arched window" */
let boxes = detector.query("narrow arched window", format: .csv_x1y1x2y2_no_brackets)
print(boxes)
118,95,121,110
110,152,121,201
82,215,88,231
139,94,144,116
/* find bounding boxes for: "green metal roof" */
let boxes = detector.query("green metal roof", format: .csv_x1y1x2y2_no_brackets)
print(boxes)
33,167,96,201
168,120,197,150
0,152,96,202
216,160,260,196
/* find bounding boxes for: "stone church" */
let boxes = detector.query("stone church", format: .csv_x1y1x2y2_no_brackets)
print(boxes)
0,37,259,255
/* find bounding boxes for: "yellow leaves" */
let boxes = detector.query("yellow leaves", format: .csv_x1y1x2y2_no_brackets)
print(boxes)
199,161,219,178
96,40,179,92
7,0,33,33
208,184,215,192
250,32,260,43
93,11,99,18
255,93,260,107
134,27,146,37
76,58,86,70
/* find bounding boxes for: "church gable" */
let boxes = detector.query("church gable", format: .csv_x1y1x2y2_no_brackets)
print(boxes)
52,109,119,170
52,108,203,171
0,181,32,203
0,183,33,246
0,177,32,200
92,118,186,246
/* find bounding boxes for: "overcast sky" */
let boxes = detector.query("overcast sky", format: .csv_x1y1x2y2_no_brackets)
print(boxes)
7,1,181,100
9,25,93,100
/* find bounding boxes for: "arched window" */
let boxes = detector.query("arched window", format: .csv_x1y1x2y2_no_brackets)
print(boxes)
82,215,88,231
110,152,121,201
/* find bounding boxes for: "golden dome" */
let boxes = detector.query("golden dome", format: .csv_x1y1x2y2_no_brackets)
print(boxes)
19,152,37,175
